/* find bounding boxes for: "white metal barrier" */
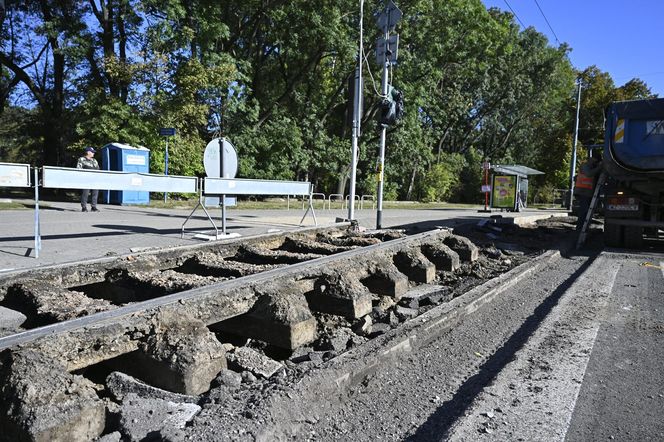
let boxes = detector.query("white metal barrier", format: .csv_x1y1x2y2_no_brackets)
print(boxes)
0,162,31,187
42,166,197,193
1,162,319,257
35,166,199,258
0,163,37,257
182,177,317,239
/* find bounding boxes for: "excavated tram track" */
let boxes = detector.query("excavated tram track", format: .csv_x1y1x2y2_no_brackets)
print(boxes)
0,220,568,441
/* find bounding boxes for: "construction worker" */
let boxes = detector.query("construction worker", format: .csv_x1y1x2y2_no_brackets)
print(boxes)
77,147,100,212
575,155,602,230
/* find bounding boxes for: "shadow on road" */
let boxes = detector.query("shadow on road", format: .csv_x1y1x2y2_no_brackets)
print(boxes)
0,224,250,243
406,251,600,441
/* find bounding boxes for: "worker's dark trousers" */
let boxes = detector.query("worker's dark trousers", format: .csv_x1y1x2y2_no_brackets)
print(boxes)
81,189,99,209
576,195,591,230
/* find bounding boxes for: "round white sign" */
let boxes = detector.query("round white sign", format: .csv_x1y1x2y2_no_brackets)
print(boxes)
203,138,238,178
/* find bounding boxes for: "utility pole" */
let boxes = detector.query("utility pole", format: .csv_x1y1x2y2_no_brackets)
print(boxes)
568,80,582,211
348,0,364,221
375,0,402,229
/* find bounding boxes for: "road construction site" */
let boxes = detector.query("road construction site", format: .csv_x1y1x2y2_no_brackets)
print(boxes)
0,208,662,441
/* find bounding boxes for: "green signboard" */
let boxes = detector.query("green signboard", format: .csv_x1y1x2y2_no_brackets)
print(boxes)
491,175,517,209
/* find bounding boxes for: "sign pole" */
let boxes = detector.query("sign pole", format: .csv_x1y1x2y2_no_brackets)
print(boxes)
348,0,364,222
164,137,169,203
484,166,489,212
34,167,41,259
375,49,389,230
478,161,492,213
375,1,401,229
220,138,227,236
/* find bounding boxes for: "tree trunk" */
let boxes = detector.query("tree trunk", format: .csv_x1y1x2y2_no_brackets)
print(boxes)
117,0,128,102
101,0,118,97
405,165,418,200
336,163,351,196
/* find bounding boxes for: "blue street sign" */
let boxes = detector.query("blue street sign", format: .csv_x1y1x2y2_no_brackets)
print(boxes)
159,127,176,136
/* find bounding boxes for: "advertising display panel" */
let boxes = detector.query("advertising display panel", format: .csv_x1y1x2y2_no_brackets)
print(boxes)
491,175,517,209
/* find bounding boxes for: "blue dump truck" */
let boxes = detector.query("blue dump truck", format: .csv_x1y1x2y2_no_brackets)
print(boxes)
602,98,664,247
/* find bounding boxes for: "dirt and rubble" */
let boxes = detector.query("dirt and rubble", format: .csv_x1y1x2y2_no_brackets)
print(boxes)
0,217,576,441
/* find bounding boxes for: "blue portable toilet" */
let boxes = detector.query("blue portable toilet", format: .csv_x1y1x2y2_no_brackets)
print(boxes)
100,143,151,205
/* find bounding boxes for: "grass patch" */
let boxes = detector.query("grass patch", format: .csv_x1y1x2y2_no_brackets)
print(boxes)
0,201,51,210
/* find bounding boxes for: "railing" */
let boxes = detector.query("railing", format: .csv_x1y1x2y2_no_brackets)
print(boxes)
360,195,375,210
328,193,344,210
182,177,316,238
302,193,326,210
344,195,360,210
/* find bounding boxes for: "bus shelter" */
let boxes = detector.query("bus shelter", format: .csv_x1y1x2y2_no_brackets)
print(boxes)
490,165,543,212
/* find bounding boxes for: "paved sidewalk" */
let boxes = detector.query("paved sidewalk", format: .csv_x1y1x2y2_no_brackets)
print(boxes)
0,200,566,272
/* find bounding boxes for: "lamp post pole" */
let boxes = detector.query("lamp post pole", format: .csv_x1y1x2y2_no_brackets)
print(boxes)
568,80,582,211
348,0,364,221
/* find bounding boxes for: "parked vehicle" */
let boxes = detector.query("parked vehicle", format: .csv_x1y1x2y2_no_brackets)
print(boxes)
602,98,664,247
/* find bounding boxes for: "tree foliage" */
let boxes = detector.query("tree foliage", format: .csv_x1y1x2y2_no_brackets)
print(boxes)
0,0,657,201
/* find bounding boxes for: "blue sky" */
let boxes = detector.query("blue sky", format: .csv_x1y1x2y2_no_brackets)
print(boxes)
481,0,664,96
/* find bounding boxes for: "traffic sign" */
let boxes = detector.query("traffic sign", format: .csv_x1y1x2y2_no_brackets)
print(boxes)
203,138,238,179
159,127,176,136
376,34,399,65
482,161,491,171
375,0,402,32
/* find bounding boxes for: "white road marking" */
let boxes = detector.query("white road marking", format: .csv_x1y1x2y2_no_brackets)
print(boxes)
660,261,664,279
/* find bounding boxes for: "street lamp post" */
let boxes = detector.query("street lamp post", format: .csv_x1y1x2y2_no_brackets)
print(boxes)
348,0,364,221
568,80,582,211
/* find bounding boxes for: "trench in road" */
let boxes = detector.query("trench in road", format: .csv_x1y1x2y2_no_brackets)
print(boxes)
296,252,597,440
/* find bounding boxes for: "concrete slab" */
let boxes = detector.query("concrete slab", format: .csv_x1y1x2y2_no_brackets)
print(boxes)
227,347,284,379
0,305,27,329
118,394,200,442
0,350,106,442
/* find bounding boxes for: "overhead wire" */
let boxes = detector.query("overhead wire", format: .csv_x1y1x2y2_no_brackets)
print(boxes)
533,0,561,45
363,47,386,98
502,0,526,29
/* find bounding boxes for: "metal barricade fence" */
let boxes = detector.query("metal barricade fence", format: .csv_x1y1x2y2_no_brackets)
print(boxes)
344,194,360,210
182,177,317,238
0,162,31,188
0,163,36,256
2,163,318,258
360,195,376,210
328,194,344,210
302,193,326,210
36,166,199,258
41,166,198,193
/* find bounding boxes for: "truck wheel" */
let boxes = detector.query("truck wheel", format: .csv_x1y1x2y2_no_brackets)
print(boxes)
604,222,623,247
624,225,644,249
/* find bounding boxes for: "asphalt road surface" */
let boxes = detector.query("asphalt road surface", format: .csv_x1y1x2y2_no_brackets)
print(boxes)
303,247,664,441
